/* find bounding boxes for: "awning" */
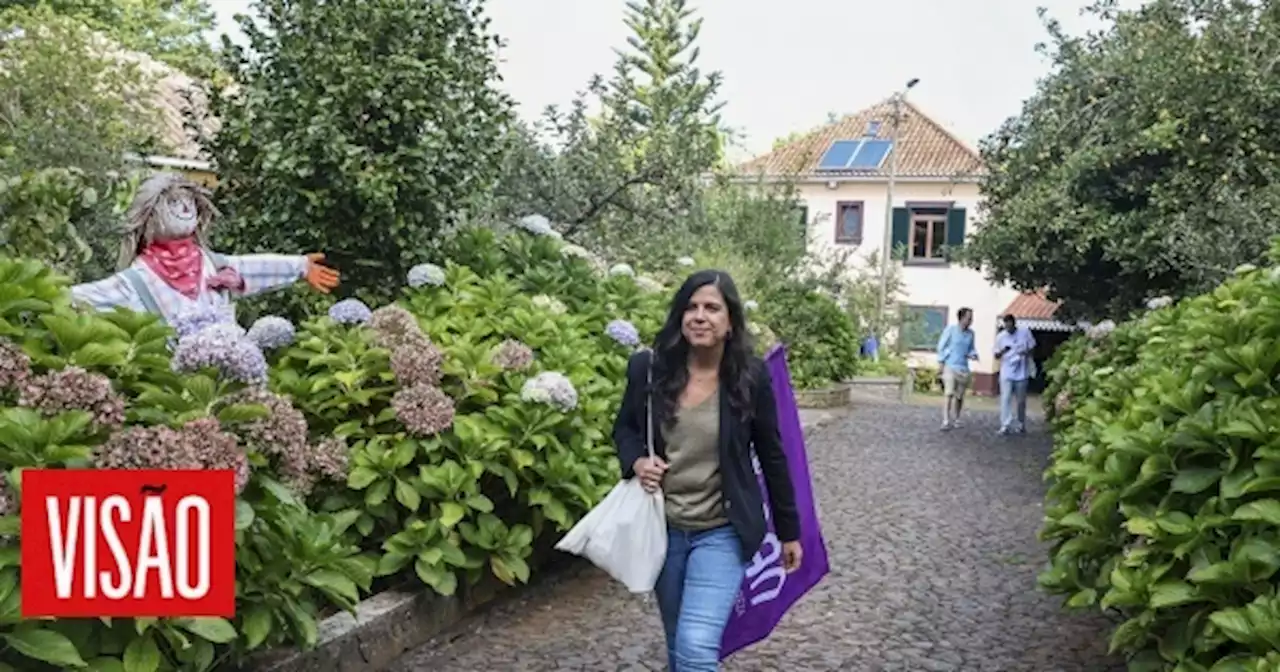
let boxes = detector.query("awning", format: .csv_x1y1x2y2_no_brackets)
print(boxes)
999,291,1083,332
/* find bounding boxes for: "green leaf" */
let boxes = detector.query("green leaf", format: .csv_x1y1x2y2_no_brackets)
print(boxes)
2,627,87,667
395,478,421,511
1231,499,1280,525
217,403,270,424
347,466,380,490
87,658,125,672
1208,609,1254,644
177,617,238,644
241,606,273,650
122,633,161,672
439,501,466,528
414,557,458,595
1171,468,1222,494
1149,581,1199,609
235,499,255,531
303,569,360,606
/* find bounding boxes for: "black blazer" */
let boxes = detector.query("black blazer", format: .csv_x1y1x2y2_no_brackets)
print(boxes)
611,350,800,557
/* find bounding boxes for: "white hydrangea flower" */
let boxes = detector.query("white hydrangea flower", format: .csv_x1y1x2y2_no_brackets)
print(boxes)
407,263,446,288
676,256,695,267
743,299,759,311
517,214,555,236
608,263,635,277
1145,295,1172,310
560,244,592,259
1086,319,1116,340
531,294,567,315
520,371,578,412
1235,263,1258,275
635,275,664,293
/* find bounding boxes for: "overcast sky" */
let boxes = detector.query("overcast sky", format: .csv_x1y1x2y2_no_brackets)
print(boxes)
209,0,1144,160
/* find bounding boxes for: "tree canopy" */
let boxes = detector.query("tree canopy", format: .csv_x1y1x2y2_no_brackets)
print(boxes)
204,0,513,311
2,0,218,74
964,0,1280,319
481,0,725,262
0,5,157,278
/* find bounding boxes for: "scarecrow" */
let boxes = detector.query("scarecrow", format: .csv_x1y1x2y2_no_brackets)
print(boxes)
71,172,340,324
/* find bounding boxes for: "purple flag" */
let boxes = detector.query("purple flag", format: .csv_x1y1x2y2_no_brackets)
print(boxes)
720,344,830,659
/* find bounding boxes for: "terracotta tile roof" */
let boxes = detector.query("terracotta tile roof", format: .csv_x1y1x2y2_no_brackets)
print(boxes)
736,99,984,179
1003,290,1060,320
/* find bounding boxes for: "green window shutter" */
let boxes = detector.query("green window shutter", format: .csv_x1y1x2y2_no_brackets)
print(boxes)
890,207,909,259
945,207,967,249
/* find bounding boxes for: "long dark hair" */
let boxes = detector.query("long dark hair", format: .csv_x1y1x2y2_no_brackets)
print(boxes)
650,270,757,429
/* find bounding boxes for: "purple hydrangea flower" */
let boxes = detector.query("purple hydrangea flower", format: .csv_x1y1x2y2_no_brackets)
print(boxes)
407,263,446,288
171,305,236,340
521,371,578,412
247,316,295,350
329,298,372,325
172,323,268,385
604,319,640,347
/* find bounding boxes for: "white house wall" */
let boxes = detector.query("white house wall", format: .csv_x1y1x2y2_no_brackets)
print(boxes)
795,179,1019,377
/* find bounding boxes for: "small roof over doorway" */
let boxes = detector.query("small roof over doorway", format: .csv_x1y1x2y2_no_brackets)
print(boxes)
1000,291,1081,332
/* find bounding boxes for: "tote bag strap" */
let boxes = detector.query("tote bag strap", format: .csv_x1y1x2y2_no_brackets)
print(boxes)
645,348,656,461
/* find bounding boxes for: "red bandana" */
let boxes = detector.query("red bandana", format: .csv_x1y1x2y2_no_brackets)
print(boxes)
138,237,245,299
139,238,204,299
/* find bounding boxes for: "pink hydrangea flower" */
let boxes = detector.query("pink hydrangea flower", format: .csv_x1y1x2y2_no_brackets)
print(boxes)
390,342,444,387
0,340,32,390
19,366,125,429
392,384,455,436
492,339,534,371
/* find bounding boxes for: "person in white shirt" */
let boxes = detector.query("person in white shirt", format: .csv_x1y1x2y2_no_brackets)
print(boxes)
994,314,1036,435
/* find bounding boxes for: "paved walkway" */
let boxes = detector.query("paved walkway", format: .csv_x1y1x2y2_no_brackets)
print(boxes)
391,402,1123,671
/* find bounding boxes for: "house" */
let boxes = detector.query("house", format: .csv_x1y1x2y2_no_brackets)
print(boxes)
735,98,1042,396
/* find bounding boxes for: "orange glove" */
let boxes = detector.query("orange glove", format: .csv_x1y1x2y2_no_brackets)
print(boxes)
305,253,340,293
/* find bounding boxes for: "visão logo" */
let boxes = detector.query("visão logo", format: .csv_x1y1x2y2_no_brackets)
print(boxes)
21,469,235,618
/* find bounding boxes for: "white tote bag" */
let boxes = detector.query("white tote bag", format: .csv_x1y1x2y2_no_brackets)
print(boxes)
555,358,666,593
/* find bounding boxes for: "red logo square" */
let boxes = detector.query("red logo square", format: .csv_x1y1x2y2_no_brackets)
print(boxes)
20,469,236,618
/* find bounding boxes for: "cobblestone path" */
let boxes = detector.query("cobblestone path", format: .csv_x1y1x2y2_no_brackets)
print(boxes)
391,402,1123,671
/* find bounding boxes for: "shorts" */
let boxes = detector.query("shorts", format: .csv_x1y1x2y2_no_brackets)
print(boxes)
941,366,971,398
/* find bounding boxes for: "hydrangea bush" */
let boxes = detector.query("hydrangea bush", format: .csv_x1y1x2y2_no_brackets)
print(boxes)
1040,241,1280,670
0,257,371,670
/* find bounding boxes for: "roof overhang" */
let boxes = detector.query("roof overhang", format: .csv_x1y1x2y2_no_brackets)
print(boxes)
725,172,984,185
997,317,1083,332
124,152,212,173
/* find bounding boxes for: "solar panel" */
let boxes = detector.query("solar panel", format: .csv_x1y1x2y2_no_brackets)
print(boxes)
816,141,860,170
849,140,892,169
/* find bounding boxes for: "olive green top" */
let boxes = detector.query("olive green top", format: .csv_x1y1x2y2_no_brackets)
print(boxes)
661,388,728,530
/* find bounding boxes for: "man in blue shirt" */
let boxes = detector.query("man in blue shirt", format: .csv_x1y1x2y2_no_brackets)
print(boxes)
936,307,978,430
994,314,1037,434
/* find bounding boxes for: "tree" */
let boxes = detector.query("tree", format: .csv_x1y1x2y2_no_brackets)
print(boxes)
0,5,157,278
1,0,218,75
479,0,724,263
203,0,513,312
964,0,1280,319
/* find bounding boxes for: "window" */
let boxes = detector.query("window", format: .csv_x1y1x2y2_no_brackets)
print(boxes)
890,204,966,264
900,305,948,351
909,207,948,260
834,201,863,244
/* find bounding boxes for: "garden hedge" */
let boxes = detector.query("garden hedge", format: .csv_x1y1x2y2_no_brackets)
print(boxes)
1041,242,1280,671
0,217,815,670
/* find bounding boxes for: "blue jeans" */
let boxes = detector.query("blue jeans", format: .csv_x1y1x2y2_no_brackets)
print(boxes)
1000,377,1029,431
654,525,746,671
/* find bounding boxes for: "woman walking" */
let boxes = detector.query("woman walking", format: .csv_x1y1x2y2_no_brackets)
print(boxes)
612,270,803,671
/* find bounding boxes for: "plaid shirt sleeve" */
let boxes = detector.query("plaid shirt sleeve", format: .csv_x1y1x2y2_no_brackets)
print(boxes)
223,254,308,297
70,273,145,313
